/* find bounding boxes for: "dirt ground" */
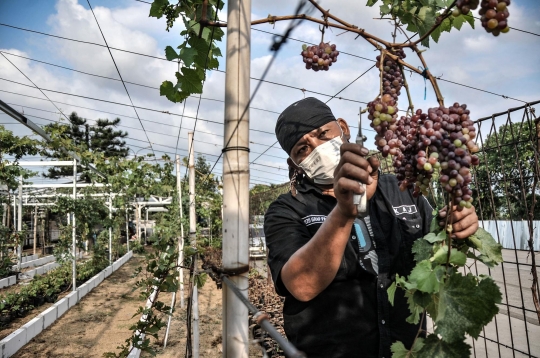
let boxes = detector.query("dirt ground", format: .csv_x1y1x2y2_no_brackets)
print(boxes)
9,254,234,358
13,255,147,358
8,252,277,358
144,280,224,358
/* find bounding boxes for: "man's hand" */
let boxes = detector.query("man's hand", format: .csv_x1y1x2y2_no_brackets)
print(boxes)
440,205,479,239
333,144,380,219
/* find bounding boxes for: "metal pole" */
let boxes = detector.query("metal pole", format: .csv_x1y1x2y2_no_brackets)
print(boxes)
164,155,187,348
33,206,37,255
72,159,77,291
188,131,199,357
17,177,22,272
222,0,251,355
145,209,148,245
109,196,112,264
136,203,141,245
126,209,130,252
177,155,185,309
12,195,16,230
221,276,306,358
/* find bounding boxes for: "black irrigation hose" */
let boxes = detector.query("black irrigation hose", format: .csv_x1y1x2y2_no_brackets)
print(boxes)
220,276,306,358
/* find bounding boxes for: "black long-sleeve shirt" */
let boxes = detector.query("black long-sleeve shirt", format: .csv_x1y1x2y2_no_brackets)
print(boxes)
264,174,432,358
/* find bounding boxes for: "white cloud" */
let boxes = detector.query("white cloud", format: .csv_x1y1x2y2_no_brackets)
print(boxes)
1,0,539,186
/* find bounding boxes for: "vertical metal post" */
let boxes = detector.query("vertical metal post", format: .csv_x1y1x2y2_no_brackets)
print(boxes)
126,209,130,252
136,202,141,244
72,159,77,291
17,177,22,272
177,154,185,307
108,196,112,264
145,209,148,245
222,0,251,355
13,194,16,230
188,131,199,357
33,206,37,255
164,155,187,348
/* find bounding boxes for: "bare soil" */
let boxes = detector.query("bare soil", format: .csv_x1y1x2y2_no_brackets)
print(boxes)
8,250,283,358
13,255,146,358
144,279,224,358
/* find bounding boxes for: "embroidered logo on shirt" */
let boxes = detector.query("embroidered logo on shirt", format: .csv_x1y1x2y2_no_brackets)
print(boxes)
392,205,418,215
302,215,327,226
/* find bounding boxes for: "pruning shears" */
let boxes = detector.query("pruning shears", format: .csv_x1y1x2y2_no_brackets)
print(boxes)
353,107,368,218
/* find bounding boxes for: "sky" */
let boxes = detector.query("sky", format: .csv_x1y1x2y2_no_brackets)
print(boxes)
0,0,539,187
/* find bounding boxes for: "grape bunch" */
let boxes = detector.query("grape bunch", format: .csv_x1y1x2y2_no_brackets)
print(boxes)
375,49,406,102
453,0,480,16
479,0,510,36
369,100,480,209
301,42,340,72
368,94,399,154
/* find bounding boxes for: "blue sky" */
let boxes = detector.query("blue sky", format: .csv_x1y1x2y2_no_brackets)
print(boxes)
1,0,539,186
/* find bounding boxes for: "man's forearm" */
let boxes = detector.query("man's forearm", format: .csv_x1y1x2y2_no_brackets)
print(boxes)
281,208,355,302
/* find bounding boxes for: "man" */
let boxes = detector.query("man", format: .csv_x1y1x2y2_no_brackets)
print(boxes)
264,97,478,358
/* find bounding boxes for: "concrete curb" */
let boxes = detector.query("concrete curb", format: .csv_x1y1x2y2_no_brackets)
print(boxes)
0,251,134,358
0,276,17,289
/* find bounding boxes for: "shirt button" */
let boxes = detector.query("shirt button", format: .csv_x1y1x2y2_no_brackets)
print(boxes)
382,320,385,324
415,224,420,229
380,284,384,288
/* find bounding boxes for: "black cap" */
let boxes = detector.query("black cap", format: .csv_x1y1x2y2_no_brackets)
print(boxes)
275,97,336,155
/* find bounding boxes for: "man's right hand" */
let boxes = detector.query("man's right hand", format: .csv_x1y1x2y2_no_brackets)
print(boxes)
333,144,380,218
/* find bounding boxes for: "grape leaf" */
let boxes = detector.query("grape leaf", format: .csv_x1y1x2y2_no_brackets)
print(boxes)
431,25,442,43
149,0,169,18
366,0,379,6
405,291,424,324
467,227,503,267
440,17,452,32
464,11,475,28
179,67,204,94
412,290,432,308
429,216,439,233
412,238,433,262
391,338,425,358
417,334,471,358
452,14,466,30
165,46,179,61
195,272,207,288
431,246,467,266
423,230,446,243
380,4,391,15
159,80,179,102
179,47,197,67
409,260,439,293
388,281,397,306
436,273,502,342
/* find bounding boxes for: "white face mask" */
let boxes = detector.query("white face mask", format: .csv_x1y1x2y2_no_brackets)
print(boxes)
294,135,343,185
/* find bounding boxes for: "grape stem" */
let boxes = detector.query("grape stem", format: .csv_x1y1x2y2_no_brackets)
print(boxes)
409,310,426,354
412,45,445,106
378,50,387,100
400,64,414,116
445,194,455,270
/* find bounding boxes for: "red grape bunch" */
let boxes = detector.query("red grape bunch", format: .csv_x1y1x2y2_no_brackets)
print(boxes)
368,94,399,154
301,42,340,72
479,0,510,36
369,99,481,208
432,103,479,208
375,49,406,102
453,0,480,16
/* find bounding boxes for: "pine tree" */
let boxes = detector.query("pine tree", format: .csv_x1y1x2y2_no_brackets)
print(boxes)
43,112,128,181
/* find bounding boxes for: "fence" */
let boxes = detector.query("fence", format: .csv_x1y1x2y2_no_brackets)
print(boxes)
466,101,539,358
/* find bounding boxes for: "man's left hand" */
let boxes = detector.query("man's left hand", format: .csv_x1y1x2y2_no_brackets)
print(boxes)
448,205,479,239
